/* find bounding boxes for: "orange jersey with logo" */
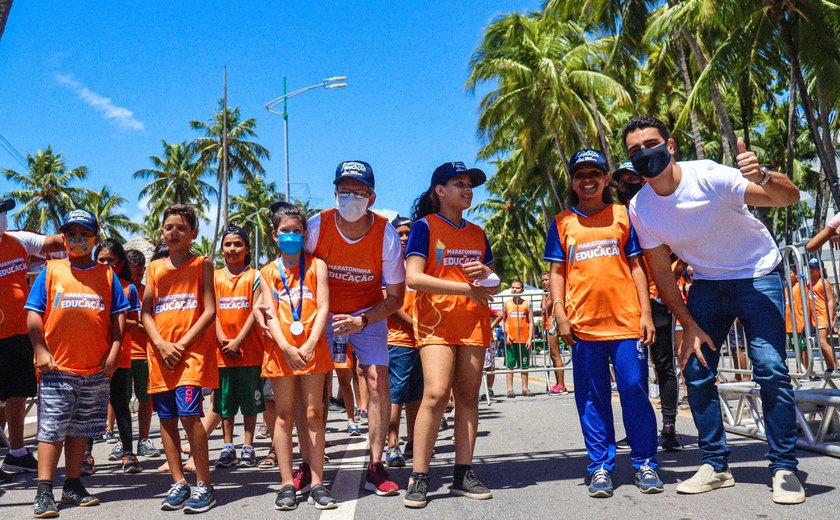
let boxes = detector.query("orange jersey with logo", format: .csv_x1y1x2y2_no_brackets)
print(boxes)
809,280,831,328
0,233,30,338
785,281,806,334
118,279,136,369
504,298,531,343
410,215,492,347
261,255,333,377
312,208,386,314
130,282,150,360
214,266,265,368
146,256,218,393
548,205,642,341
387,289,416,348
39,261,117,376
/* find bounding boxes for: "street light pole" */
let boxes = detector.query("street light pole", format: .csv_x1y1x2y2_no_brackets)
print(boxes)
244,208,266,268
266,76,347,202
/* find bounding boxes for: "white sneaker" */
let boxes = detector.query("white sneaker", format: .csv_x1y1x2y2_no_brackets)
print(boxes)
772,470,805,504
676,464,735,494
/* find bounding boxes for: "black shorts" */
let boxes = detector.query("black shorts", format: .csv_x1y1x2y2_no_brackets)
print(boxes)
0,334,38,401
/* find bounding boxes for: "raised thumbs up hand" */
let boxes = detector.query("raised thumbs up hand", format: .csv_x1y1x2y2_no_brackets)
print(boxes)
735,136,763,182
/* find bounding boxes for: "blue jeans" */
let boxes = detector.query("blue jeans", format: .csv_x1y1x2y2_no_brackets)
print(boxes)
572,338,658,475
684,269,798,473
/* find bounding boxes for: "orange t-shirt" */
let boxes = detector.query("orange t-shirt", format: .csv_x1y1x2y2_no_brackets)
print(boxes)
130,282,150,360
411,214,492,348
118,279,139,369
0,233,30,339
387,289,416,348
214,266,265,368
35,261,118,376
504,298,531,344
549,205,642,341
312,208,386,314
261,255,333,377
146,256,218,393
785,281,806,334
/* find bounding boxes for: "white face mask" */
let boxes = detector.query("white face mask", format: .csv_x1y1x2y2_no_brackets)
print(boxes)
0,213,7,234
336,193,369,222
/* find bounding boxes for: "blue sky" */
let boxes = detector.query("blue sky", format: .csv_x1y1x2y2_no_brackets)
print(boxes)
0,1,541,235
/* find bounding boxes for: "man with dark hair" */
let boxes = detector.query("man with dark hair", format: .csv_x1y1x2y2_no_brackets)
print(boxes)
621,116,804,504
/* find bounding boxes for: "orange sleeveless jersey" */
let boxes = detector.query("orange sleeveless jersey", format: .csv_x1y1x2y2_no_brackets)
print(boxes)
785,281,805,334
260,255,333,377
130,282,150,360
146,256,218,393
214,266,265,368
553,205,641,341
118,279,135,369
0,233,30,339
412,215,492,347
41,261,116,376
312,209,386,314
810,281,831,328
387,289,416,348
504,298,531,343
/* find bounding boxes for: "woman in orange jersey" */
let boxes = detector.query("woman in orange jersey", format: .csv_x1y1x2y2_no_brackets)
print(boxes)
259,202,336,511
403,162,499,509
807,257,837,376
545,150,660,498
213,225,265,468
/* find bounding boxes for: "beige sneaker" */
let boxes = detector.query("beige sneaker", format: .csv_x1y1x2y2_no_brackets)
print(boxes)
676,464,735,494
772,470,805,504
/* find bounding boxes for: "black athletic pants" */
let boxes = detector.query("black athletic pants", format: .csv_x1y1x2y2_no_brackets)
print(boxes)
650,300,678,425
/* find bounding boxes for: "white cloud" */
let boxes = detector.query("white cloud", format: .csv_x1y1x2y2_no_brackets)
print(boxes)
373,208,399,222
54,73,145,131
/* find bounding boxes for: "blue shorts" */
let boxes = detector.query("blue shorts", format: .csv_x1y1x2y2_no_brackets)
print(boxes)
326,311,389,366
388,345,423,405
153,385,204,419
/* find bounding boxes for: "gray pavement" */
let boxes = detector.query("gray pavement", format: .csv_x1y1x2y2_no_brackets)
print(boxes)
1,376,837,519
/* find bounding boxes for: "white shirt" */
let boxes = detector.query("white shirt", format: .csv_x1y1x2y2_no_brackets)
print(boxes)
628,160,781,280
1,230,46,256
306,211,406,285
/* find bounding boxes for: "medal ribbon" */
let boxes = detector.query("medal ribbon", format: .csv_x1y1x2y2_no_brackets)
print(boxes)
277,253,305,323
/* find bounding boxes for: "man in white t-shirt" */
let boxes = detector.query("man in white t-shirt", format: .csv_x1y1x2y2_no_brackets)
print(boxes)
0,199,65,481
621,117,804,505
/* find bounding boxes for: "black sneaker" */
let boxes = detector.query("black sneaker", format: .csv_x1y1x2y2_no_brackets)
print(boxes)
451,469,493,500
660,423,683,452
34,491,59,518
307,484,337,510
615,437,630,451
0,468,12,484
2,449,38,473
61,483,100,506
404,474,429,508
274,484,297,511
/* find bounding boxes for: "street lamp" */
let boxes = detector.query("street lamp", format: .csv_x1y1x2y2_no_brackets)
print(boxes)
265,76,347,201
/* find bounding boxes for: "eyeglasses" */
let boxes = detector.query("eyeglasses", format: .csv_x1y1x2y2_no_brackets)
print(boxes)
336,190,371,198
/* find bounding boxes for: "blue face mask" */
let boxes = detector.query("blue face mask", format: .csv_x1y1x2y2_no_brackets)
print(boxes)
630,143,671,179
277,233,304,255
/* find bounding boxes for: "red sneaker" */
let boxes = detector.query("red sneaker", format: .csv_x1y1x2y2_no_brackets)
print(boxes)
364,461,399,496
293,462,311,496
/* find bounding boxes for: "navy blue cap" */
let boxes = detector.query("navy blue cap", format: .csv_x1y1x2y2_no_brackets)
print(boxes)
222,224,250,249
612,160,638,182
0,198,15,213
808,257,821,268
391,214,412,228
431,162,486,188
334,161,375,189
61,208,99,234
570,149,608,174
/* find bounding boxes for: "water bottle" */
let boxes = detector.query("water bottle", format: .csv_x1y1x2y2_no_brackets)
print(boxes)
332,333,348,364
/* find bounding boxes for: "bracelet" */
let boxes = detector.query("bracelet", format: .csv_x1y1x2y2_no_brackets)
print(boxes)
359,313,369,330
757,166,772,186
551,299,565,312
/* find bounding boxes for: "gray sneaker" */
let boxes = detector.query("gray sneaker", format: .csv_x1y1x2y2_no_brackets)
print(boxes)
588,468,613,498
676,464,735,494
772,470,805,504
634,461,664,494
137,438,160,458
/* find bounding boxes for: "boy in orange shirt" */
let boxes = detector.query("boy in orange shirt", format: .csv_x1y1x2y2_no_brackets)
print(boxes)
141,205,218,514
491,279,533,397
25,209,129,518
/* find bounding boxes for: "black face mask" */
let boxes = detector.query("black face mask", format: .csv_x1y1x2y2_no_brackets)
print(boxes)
618,181,644,203
630,143,671,179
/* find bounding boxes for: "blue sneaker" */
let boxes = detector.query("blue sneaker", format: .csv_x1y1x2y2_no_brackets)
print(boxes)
588,468,613,498
635,461,664,494
215,446,237,468
239,446,256,467
183,481,216,514
161,481,191,510
385,446,405,468
347,423,361,437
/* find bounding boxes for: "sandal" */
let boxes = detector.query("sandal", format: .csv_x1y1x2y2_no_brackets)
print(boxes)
259,448,278,469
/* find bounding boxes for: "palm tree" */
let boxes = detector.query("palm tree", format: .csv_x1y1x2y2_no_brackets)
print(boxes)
2,145,91,233
133,140,216,226
229,175,279,266
0,0,13,42
191,102,270,255
81,186,141,242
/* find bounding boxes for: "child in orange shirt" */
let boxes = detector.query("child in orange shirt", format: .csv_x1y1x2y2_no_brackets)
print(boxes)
141,204,218,514
807,257,837,376
259,202,336,510
25,209,129,517
213,225,265,468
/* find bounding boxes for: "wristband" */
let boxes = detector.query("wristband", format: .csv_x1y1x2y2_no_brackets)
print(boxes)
757,166,772,186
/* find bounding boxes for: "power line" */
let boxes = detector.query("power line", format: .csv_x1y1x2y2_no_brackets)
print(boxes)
0,131,28,170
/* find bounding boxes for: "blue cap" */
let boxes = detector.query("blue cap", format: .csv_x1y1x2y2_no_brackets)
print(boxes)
431,161,486,188
0,198,15,213
808,257,821,268
612,160,638,181
391,214,412,228
61,208,99,234
570,149,608,174
334,160,375,189
222,224,250,249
